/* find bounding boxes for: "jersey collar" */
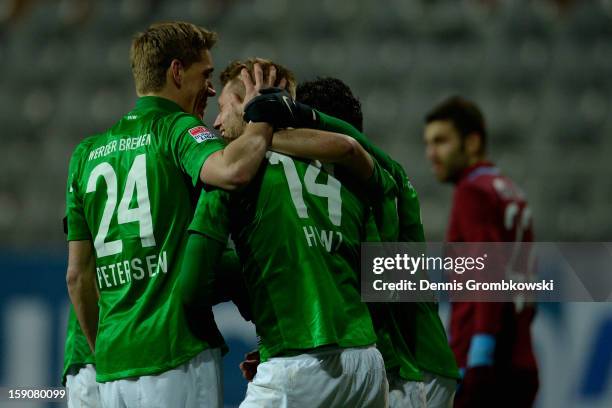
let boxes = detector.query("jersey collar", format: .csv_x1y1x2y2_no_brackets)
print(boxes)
135,96,184,113
459,161,498,183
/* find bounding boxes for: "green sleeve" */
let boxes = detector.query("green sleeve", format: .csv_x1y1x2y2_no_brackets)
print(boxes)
366,161,400,242
189,189,231,242
182,234,253,321
365,160,397,198
212,249,241,304
65,142,91,241
182,188,232,308
395,167,426,242
182,191,253,321
180,232,226,310
215,249,253,321
364,209,382,243
180,232,229,353
166,114,226,187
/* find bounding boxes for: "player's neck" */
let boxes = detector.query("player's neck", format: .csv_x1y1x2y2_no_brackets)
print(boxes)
139,89,188,112
453,156,491,184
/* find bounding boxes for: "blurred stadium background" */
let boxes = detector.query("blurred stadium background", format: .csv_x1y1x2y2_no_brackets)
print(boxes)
0,0,611,407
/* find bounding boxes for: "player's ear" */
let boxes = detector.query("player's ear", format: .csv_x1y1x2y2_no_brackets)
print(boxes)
169,59,183,88
465,132,483,157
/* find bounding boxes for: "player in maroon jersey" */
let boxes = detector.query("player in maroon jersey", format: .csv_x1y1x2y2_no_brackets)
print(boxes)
423,96,539,407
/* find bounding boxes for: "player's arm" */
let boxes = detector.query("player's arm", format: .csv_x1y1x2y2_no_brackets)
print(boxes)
451,184,505,400
180,232,225,309
454,184,505,339
234,88,383,181
65,143,99,353
200,122,272,190
235,88,403,185
179,231,232,345
312,111,426,242
212,249,240,304
214,249,252,321
251,97,405,194
271,128,374,181
284,103,396,172
179,189,237,316
66,240,98,353
316,111,391,162
181,235,253,324
182,244,240,305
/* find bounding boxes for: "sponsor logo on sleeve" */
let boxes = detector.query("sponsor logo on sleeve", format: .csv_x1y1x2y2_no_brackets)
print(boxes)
188,126,217,143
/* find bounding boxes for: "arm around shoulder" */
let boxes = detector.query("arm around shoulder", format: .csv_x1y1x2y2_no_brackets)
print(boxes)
271,128,374,181
200,122,273,190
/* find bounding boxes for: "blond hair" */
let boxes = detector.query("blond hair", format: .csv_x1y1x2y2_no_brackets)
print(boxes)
219,58,297,99
130,22,218,95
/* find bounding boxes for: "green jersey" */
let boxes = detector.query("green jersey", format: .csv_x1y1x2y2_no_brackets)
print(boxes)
317,112,460,380
62,307,95,385
189,153,377,361
65,96,225,382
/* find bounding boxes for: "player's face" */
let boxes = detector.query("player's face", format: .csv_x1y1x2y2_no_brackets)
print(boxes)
181,49,215,120
424,120,469,183
213,82,246,142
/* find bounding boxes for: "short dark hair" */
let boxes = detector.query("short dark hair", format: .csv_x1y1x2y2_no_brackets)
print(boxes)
425,96,487,151
296,77,363,132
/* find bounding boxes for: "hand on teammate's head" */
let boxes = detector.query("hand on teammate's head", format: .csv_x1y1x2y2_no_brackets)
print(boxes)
220,58,296,103
240,63,288,109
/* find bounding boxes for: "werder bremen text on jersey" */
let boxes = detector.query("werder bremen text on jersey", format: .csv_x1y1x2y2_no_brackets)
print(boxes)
88,134,152,162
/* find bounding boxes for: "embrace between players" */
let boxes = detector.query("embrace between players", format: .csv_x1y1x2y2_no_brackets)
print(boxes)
64,21,537,408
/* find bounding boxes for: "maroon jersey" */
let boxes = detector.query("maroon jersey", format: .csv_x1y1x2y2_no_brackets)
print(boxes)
446,161,538,373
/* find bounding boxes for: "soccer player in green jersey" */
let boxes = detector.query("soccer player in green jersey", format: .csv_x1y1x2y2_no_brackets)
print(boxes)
182,59,389,407
65,22,292,407
295,77,460,408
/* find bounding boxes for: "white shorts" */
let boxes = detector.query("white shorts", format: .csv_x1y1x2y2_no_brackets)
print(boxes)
66,364,101,408
388,371,456,408
99,348,222,408
240,345,388,408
